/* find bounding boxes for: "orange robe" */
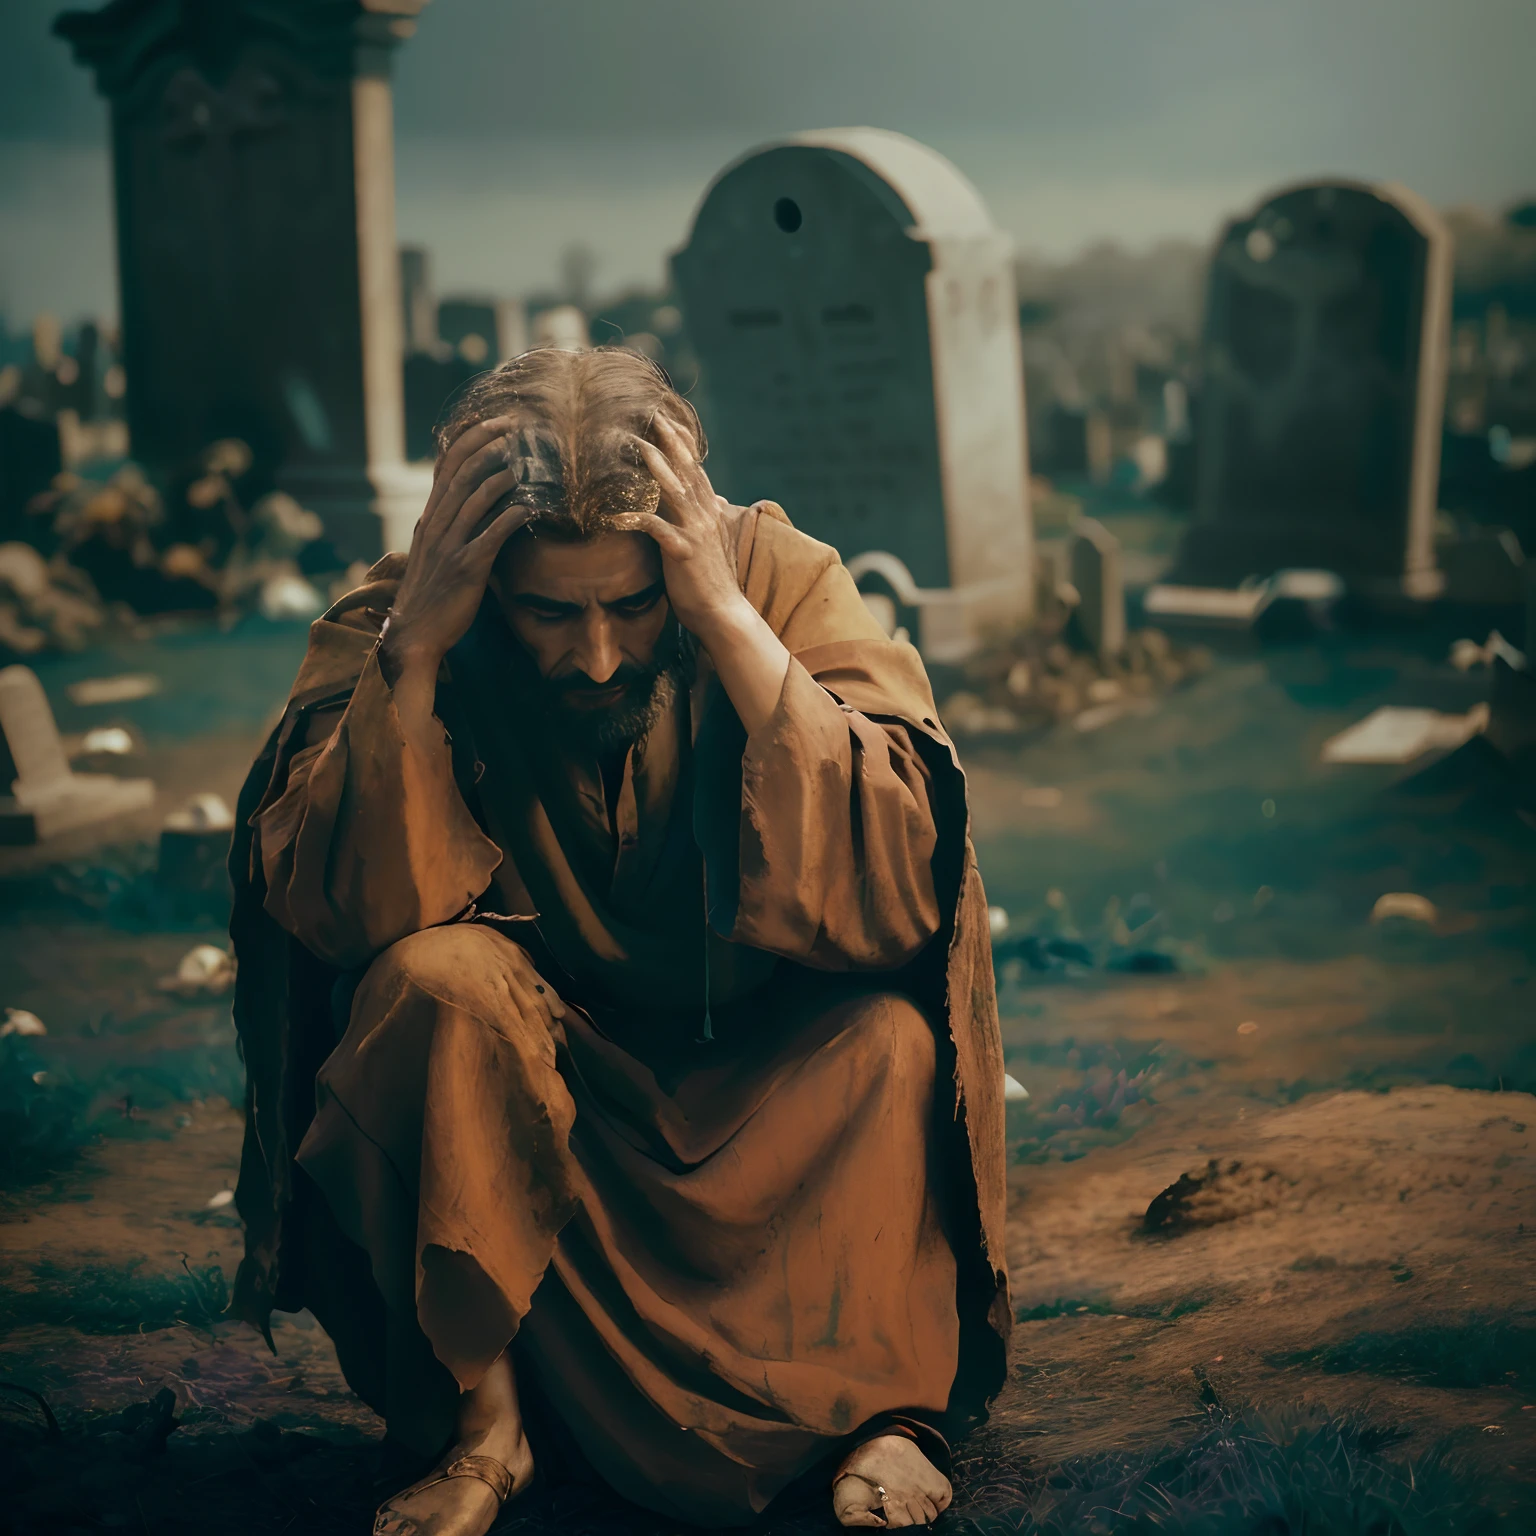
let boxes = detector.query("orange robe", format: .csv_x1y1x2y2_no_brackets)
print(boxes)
229,504,1010,1525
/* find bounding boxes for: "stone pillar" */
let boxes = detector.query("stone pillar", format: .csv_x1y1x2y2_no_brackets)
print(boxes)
56,0,431,562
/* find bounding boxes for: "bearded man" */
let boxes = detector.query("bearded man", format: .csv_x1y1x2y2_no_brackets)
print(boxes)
229,347,1009,1534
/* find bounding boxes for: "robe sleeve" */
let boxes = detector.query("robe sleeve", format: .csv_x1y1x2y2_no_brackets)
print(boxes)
728,656,941,971
256,649,503,970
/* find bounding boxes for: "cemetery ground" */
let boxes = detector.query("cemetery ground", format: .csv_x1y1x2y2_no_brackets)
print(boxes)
2,566,1534,1534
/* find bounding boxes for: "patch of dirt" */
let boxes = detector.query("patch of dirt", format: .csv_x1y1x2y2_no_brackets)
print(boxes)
992,1083,1536,1489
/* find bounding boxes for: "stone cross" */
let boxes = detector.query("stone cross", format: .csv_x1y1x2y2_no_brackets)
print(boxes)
0,665,154,844
673,128,1034,661
1176,178,1451,598
1070,518,1126,659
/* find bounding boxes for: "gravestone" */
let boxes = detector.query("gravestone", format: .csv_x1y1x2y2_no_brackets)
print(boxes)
1070,518,1125,658
1177,179,1451,597
0,665,154,844
56,0,431,563
673,128,1033,660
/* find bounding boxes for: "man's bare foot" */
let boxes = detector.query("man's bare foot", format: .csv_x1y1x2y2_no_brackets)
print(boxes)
374,1353,535,1536
832,1433,953,1528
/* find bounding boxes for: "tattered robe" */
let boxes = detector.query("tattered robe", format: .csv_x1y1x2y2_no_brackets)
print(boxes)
229,503,1009,1527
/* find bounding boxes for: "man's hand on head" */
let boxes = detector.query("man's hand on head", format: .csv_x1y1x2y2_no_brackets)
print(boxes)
625,416,751,647
627,416,792,736
381,417,532,696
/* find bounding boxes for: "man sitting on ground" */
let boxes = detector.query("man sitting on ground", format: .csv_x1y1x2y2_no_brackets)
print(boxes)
229,347,1009,1533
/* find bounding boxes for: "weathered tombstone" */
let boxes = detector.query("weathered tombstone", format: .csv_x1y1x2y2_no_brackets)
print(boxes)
1069,519,1130,657
673,128,1033,660
56,0,431,562
1070,517,1125,658
1177,179,1452,597
0,666,154,844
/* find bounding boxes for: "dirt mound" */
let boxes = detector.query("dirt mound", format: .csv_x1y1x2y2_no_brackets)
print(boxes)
1143,1158,1291,1233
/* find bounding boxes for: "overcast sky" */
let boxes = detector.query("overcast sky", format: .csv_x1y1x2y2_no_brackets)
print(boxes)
2,0,1533,322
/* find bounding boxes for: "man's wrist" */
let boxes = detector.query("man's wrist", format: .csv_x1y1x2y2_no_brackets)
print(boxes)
378,620,442,690
687,591,760,654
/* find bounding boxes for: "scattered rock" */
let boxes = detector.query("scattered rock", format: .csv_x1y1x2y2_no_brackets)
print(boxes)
66,672,161,706
1,1007,47,1037
941,691,1022,737
0,542,104,654
77,725,136,757
1074,701,1128,733
257,572,325,622
1371,892,1438,926
163,792,234,833
158,944,234,997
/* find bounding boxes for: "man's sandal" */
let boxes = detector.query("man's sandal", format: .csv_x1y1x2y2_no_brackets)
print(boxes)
373,1453,515,1533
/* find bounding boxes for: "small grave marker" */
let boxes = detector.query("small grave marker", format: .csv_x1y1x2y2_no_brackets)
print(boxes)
0,665,153,844
1070,517,1125,658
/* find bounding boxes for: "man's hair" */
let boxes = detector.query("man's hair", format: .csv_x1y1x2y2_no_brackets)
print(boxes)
434,345,707,542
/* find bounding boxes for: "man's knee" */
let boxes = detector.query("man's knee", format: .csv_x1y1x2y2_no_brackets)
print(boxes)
362,923,504,1006
835,990,937,1078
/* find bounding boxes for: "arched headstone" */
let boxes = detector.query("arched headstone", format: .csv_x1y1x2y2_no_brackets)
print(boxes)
673,129,1033,659
1179,179,1452,597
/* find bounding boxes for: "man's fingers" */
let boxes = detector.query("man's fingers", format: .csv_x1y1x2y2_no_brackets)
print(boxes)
423,416,514,523
634,438,691,521
424,434,517,550
453,465,524,542
629,512,690,558
467,502,533,567
439,438,524,538
653,415,714,502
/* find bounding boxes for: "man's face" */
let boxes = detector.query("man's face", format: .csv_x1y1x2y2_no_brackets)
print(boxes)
489,531,679,750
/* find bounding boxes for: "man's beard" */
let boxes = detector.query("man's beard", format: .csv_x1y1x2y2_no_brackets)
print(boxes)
537,621,694,754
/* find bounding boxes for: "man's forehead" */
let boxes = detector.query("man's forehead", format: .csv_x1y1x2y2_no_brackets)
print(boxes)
504,530,661,598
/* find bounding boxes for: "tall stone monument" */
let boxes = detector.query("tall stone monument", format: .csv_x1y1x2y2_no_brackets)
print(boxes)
1178,179,1452,598
673,129,1033,660
56,0,431,560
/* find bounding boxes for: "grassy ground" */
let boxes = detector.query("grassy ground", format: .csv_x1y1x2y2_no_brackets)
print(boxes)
2,595,1534,1533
